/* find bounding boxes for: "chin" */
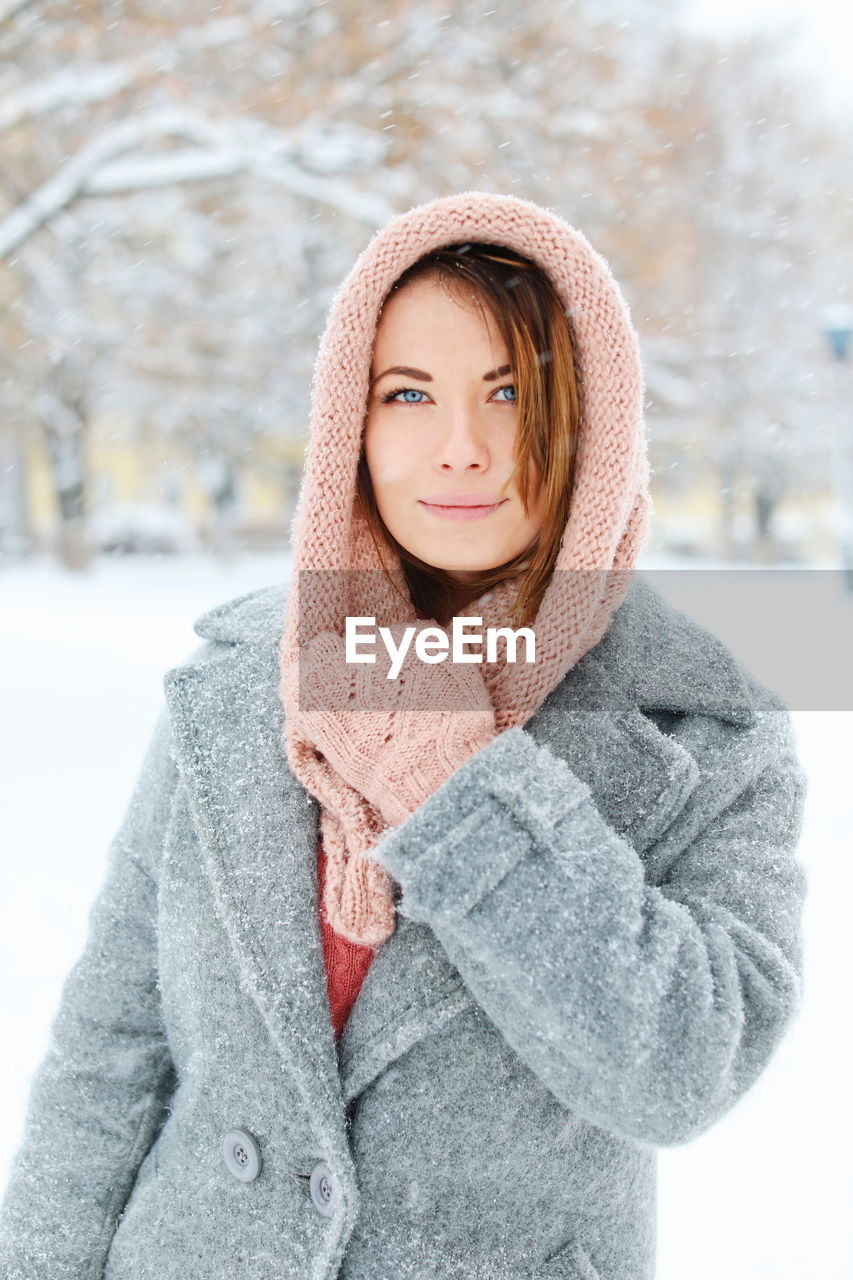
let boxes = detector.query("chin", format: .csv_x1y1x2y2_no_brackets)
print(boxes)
402,534,518,574
419,554,505,575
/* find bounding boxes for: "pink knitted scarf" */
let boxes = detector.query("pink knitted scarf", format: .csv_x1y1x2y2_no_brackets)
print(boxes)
278,190,652,948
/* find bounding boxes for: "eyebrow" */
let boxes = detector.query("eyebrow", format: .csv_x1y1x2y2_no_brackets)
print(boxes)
371,363,512,386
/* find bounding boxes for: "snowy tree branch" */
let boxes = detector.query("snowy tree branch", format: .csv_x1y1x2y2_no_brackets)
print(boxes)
0,109,395,258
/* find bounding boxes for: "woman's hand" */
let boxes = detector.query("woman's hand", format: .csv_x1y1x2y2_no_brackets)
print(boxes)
292,622,497,827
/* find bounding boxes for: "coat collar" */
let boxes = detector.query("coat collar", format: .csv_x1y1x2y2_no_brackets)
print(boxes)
163,572,757,1114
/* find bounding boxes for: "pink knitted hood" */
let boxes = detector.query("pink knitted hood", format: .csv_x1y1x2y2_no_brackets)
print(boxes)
279,190,652,947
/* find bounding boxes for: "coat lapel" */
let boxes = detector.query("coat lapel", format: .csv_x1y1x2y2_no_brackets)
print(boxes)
162,631,352,1158
165,574,758,1109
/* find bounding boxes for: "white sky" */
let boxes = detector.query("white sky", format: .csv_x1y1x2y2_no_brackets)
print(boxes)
679,0,853,120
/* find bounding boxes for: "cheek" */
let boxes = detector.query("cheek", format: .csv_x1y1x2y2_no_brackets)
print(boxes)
367,456,408,489
364,422,413,489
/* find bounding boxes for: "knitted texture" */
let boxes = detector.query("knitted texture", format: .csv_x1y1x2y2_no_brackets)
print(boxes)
295,623,498,828
279,190,653,946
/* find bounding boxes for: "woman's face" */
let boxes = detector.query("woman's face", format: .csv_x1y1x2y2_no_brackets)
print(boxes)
363,275,545,584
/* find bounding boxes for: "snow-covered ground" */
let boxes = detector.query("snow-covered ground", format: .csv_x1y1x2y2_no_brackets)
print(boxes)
1,551,851,1277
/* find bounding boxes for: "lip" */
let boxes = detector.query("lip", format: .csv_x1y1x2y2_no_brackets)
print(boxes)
418,497,508,523
420,493,505,507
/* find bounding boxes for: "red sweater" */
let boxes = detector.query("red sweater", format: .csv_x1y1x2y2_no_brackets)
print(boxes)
318,839,377,1040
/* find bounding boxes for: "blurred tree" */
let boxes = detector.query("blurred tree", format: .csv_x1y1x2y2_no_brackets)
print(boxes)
0,0,848,566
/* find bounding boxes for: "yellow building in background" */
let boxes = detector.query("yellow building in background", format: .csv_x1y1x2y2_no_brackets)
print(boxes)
21,413,307,556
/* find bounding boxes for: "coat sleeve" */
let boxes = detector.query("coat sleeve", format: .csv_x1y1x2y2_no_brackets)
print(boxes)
0,703,180,1279
370,714,808,1148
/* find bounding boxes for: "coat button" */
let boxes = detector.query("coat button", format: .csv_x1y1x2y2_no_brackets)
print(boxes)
223,1129,262,1182
309,1161,339,1217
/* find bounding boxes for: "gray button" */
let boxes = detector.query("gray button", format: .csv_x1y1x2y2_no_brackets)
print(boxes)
223,1129,262,1182
309,1161,338,1217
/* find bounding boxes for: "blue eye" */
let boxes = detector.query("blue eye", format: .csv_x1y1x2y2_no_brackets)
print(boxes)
379,384,517,405
382,387,428,404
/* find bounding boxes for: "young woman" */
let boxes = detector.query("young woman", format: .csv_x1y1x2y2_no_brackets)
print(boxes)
0,191,808,1279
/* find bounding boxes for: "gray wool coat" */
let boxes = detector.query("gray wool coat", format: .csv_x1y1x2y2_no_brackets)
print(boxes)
0,574,808,1280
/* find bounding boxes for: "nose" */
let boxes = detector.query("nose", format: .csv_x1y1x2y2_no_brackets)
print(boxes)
434,405,491,472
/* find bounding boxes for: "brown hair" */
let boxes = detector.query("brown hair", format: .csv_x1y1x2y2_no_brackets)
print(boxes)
356,242,581,630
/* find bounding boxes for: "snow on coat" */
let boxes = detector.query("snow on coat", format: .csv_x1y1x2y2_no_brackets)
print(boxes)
0,571,807,1279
